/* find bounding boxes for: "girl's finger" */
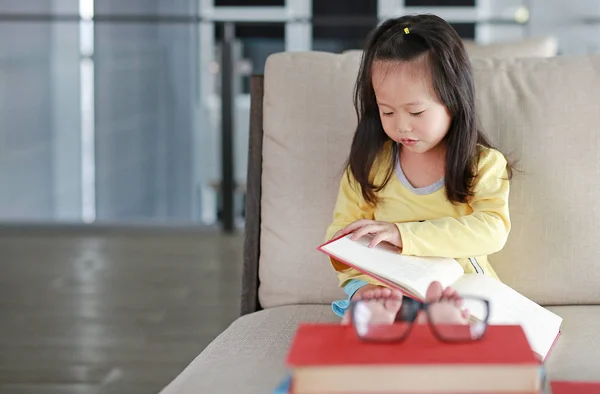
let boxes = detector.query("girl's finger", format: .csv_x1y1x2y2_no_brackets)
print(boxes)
349,225,372,240
343,219,373,234
350,224,383,241
368,232,389,248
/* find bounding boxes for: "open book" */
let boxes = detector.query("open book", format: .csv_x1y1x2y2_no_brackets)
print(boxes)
318,234,563,361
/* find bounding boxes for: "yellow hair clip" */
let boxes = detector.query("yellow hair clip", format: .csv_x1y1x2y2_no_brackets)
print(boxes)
404,27,410,34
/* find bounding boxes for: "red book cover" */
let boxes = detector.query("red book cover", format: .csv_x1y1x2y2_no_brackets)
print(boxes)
550,381,600,394
286,323,538,367
542,331,561,363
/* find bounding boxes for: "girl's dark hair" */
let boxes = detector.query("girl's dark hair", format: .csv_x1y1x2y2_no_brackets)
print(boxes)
347,14,511,205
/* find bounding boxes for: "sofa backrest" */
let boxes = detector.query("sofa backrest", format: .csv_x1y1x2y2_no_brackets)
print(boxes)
258,51,600,309
462,36,558,58
472,55,600,305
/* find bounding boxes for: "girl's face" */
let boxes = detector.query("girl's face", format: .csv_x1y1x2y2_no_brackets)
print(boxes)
372,60,451,155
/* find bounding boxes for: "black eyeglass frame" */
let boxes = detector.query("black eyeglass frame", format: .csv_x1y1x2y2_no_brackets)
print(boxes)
349,295,491,343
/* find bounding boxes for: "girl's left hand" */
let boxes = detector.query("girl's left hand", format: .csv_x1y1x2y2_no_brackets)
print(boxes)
342,219,403,249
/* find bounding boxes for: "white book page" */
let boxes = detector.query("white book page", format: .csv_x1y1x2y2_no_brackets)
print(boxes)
453,274,563,359
321,235,464,299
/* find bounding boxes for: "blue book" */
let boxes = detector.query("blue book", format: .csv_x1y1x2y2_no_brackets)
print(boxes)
273,374,292,394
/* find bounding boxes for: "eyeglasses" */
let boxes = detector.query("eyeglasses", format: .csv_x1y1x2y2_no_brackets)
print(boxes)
349,295,490,343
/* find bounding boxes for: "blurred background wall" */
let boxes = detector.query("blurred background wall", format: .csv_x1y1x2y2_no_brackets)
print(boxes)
0,0,598,229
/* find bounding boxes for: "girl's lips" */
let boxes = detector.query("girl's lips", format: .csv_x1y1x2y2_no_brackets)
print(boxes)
400,138,419,146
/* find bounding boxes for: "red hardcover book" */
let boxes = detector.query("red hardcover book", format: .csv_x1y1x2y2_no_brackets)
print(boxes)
550,381,600,394
286,323,540,393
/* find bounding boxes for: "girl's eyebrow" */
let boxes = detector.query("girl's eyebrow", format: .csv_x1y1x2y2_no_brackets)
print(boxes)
377,101,425,107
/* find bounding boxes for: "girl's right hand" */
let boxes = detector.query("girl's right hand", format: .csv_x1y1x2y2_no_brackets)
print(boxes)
332,229,346,240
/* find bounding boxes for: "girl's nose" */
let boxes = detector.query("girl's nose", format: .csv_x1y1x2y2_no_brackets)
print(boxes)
397,117,412,134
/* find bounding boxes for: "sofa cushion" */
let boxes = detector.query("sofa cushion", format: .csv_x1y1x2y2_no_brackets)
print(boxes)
158,305,338,394
544,306,600,380
472,55,600,305
159,305,600,394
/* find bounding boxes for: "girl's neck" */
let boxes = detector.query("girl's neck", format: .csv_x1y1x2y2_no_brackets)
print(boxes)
400,142,446,167
398,142,446,189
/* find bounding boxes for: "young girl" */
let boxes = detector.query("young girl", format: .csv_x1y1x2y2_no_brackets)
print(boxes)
326,14,512,321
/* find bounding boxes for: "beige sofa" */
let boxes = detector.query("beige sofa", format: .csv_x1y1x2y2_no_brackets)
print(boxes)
161,47,600,393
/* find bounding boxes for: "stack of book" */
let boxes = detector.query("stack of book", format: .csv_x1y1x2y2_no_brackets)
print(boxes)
275,323,546,394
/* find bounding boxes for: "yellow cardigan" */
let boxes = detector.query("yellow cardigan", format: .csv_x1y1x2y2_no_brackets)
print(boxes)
325,144,511,288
